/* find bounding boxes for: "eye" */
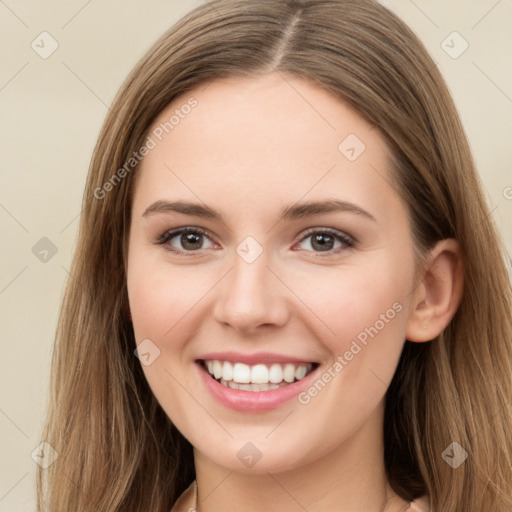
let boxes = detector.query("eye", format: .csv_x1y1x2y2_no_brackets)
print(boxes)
156,226,355,256
156,227,217,254
294,228,355,254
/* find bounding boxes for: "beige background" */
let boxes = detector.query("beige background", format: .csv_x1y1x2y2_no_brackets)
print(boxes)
1,1,511,510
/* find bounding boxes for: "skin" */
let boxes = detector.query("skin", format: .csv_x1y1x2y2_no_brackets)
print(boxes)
126,73,463,512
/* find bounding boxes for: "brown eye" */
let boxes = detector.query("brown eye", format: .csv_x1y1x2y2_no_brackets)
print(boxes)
157,227,215,253
296,229,354,254
180,232,204,251
310,233,335,251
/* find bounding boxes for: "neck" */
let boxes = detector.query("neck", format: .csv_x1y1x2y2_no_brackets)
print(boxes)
193,402,408,512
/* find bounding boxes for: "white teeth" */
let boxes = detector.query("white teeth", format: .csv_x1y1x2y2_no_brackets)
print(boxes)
269,363,283,383
295,365,307,380
251,364,269,384
204,359,314,385
213,360,223,380
222,361,233,381
283,364,296,383
233,362,251,383
219,378,283,392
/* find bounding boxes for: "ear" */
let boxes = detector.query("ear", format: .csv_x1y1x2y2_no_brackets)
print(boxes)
406,239,464,343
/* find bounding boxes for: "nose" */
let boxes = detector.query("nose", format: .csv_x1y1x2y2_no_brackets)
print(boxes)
213,248,290,334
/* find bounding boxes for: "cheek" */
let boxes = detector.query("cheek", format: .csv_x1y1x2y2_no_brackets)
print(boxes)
332,279,406,353
291,266,409,434
127,250,211,342
126,252,208,426
290,260,411,347
286,257,412,402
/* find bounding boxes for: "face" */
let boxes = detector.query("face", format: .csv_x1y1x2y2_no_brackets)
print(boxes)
127,73,418,474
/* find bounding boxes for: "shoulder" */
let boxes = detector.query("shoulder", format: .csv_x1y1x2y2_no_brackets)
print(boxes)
406,495,431,512
169,480,196,512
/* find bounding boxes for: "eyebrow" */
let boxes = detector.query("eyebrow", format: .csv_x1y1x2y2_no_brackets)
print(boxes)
142,199,376,223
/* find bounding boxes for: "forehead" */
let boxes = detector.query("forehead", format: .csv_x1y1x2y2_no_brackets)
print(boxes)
133,73,398,221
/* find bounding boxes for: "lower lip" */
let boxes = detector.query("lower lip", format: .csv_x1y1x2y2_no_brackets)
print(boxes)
196,362,320,412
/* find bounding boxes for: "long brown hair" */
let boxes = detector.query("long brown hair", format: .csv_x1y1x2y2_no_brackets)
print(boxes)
37,0,512,510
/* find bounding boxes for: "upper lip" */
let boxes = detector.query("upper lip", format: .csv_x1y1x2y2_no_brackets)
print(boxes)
197,351,319,366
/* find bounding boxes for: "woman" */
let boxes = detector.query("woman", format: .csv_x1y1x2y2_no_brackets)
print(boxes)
37,1,512,511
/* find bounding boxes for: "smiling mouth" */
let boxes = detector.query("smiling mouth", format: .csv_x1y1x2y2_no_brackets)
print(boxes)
199,359,319,392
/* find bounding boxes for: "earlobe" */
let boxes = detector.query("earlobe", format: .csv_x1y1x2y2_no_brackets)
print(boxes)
406,239,464,343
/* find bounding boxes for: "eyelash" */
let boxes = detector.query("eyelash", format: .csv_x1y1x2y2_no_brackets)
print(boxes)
155,226,356,257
